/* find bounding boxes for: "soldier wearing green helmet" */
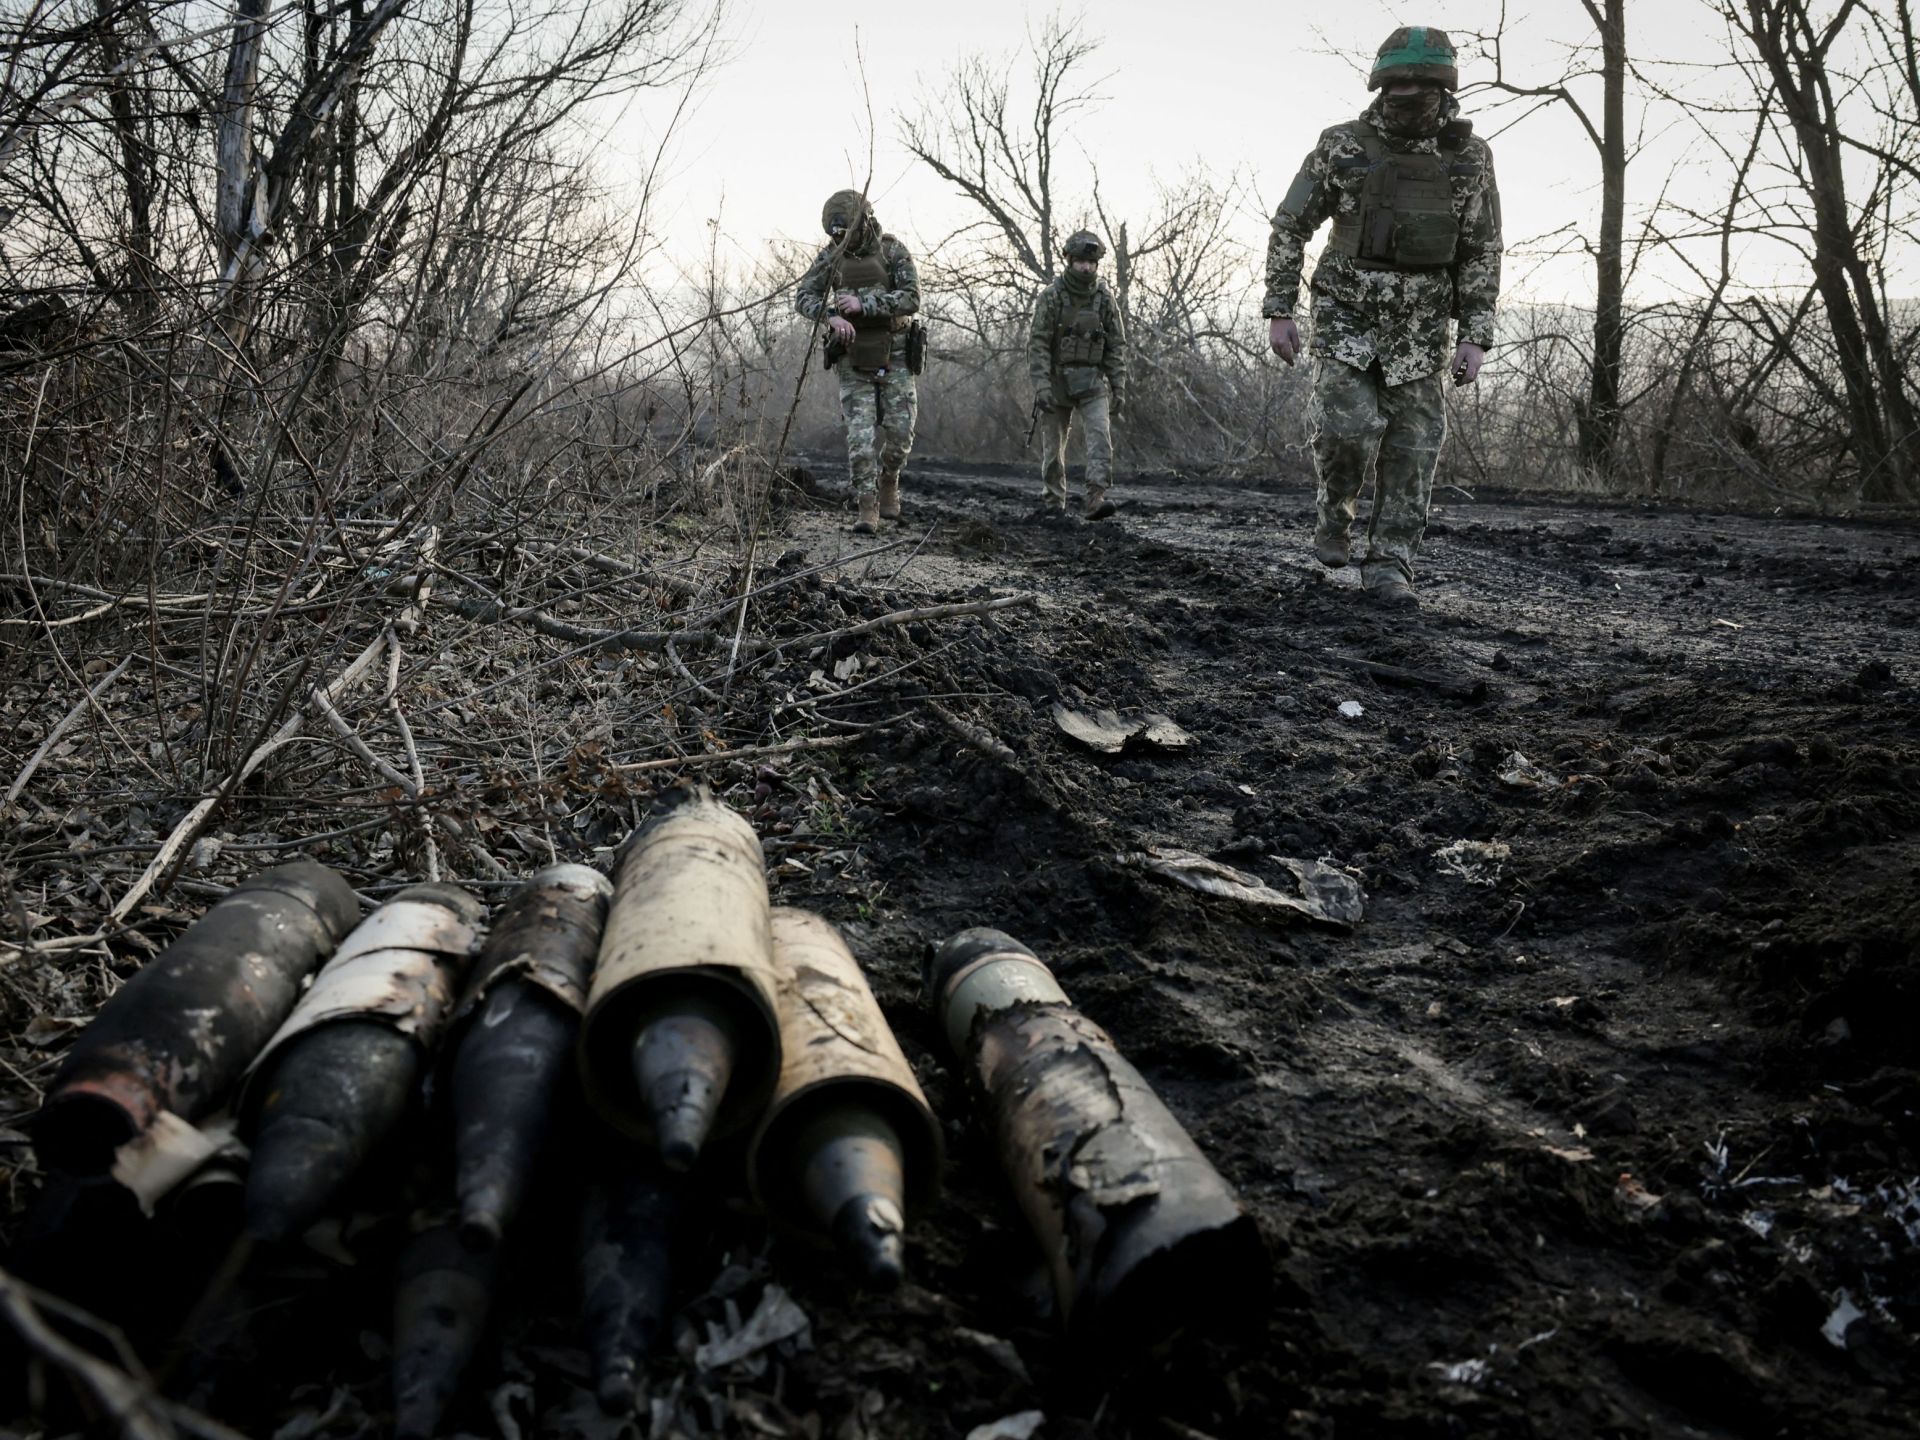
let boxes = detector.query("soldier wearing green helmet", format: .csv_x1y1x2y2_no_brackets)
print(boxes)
1026,228,1130,520
1263,26,1503,607
795,189,924,533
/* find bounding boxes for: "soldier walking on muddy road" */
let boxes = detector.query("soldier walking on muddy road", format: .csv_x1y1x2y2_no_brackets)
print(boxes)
795,189,926,534
1027,230,1130,521
1264,26,1502,608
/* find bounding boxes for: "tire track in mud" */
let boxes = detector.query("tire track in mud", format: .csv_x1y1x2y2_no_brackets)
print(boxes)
783,460,1919,1438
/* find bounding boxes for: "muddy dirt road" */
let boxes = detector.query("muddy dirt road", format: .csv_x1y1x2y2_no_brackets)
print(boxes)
6,456,1918,1440
753,458,1920,1439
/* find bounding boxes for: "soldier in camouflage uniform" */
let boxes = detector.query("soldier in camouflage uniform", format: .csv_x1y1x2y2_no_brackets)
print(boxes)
1264,26,1502,606
1027,230,1129,520
795,189,921,533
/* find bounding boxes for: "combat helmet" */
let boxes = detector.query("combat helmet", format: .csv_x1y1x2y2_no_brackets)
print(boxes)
821,188,871,236
1368,26,1458,90
1062,229,1105,262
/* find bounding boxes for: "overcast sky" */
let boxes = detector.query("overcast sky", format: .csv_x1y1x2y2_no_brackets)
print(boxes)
601,0,1913,309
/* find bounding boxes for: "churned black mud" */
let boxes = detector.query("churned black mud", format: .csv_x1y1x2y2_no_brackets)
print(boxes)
9,458,1919,1440
759,459,1920,1439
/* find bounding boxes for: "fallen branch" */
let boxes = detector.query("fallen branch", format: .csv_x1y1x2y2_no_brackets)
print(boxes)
4,656,132,809
108,632,390,923
1283,640,1491,702
609,734,858,774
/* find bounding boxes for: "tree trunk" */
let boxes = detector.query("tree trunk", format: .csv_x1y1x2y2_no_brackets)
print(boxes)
1581,0,1627,479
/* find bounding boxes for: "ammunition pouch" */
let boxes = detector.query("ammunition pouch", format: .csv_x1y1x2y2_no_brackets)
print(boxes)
1053,291,1108,368
848,323,893,370
906,320,928,375
1326,128,1462,272
1060,365,1104,401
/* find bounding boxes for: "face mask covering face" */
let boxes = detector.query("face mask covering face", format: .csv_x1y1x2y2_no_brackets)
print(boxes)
1381,89,1445,137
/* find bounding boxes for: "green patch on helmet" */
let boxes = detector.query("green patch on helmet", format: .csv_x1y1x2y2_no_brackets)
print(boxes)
1368,25,1459,91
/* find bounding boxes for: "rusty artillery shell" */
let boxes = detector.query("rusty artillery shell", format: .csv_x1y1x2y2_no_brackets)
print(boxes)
241,883,484,1243
751,909,941,1290
392,1221,498,1440
578,1157,687,1415
445,863,611,1251
928,928,1268,1347
580,786,781,1170
35,860,358,1175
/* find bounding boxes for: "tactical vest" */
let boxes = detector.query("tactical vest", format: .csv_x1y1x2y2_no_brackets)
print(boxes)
1052,286,1107,368
833,246,902,370
1325,124,1465,271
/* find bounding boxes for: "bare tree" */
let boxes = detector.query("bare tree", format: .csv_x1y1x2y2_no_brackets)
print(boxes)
1722,0,1919,502
1466,0,1633,479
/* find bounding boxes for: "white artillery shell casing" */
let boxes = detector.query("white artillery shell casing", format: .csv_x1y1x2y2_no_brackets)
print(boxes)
935,946,1070,1058
240,884,486,1124
750,909,942,1215
580,789,782,1141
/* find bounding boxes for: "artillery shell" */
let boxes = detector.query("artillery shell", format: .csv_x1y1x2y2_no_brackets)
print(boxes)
241,883,483,1243
244,1020,421,1243
581,786,780,1168
928,927,1268,1347
447,864,611,1250
35,860,358,1175
750,909,940,1290
578,1160,687,1415
392,1222,498,1440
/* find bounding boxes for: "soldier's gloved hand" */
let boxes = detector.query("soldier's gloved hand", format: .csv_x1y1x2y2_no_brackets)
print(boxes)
1109,391,1126,423
1451,342,1486,387
828,316,856,344
1268,316,1301,366
834,292,864,317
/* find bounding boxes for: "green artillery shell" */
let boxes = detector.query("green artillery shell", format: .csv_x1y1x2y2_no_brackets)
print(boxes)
928,927,1268,1348
35,861,358,1175
446,864,611,1250
580,786,781,1169
751,908,941,1290
241,883,483,1242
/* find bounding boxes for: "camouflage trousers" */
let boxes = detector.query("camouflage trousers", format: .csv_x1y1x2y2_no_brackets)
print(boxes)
1308,357,1447,584
1038,391,1112,507
836,352,917,500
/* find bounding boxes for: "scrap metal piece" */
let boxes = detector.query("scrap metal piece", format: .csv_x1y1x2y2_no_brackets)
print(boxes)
750,909,942,1291
34,861,358,1175
392,1221,498,1440
240,883,483,1243
928,928,1268,1349
1122,846,1366,929
580,786,781,1169
445,864,611,1250
1052,703,1194,755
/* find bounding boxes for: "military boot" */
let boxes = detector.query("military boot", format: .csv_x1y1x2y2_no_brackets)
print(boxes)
1083,487,1116,521
1364,570,1418,609
877,472,902,520
853,492,880,535
1313,521,1351,569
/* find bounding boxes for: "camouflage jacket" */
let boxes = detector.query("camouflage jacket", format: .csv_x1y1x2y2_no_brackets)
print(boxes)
1262,97,1501,386
793,232,920,324
1026,274,1129,401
